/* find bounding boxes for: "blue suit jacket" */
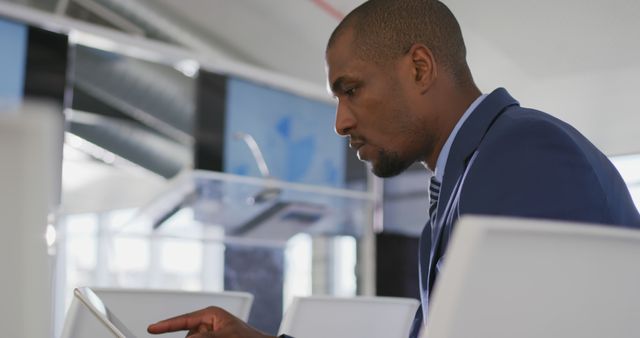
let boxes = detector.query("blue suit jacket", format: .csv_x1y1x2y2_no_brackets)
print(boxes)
409,88,640,337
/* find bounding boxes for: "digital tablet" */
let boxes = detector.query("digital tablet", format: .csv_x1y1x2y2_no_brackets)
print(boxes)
61,287,137,338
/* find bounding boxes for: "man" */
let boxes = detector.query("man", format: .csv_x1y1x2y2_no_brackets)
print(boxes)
148,1,640,337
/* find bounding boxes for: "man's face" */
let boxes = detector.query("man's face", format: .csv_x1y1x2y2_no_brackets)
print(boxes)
325,30,436,177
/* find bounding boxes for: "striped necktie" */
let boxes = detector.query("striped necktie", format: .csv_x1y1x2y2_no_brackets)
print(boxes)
429,176,441,228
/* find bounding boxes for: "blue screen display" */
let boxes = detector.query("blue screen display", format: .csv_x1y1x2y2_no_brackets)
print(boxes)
0,17,27,112
224,78,345,188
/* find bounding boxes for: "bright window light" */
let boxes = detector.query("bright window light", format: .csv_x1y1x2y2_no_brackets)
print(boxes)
284,233,312,309
160,239,203,274
611,154,640,209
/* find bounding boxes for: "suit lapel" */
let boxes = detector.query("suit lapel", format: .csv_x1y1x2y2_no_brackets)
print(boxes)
429,88,520,284
435,88,519,228
419,88,520,327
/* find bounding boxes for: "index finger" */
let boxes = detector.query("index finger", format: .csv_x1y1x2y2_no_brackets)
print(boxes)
148,309,214,334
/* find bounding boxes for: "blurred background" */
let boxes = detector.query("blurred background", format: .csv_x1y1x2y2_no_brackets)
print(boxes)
1,0,639,337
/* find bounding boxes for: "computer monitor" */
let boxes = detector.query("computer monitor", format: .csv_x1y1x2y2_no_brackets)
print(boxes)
424,216,640,338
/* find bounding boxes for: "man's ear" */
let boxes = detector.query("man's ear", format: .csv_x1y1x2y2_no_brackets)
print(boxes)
408,43,437,93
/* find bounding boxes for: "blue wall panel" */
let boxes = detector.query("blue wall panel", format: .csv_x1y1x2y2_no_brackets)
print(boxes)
0,18,27,112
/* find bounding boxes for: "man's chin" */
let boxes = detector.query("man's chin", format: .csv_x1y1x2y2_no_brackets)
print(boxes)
362,149,412,178
371,162,409,178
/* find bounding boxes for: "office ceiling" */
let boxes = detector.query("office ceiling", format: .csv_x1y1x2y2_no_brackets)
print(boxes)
141,0,640,87
140,0,640,156
7,0,640,156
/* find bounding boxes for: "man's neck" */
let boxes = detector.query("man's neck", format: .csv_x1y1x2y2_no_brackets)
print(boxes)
423,84,482,170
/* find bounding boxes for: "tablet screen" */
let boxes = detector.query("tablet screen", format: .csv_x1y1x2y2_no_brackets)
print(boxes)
74,287,137,338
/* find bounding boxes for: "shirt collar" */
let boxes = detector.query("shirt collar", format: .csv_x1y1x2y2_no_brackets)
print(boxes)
433,94,488,182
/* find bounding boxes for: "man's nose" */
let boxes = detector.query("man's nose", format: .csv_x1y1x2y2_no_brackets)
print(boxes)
334,103,356,137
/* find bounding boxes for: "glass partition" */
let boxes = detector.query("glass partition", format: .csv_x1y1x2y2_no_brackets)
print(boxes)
58,170,374,333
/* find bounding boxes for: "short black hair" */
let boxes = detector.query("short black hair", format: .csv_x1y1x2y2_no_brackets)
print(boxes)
328,0,470,83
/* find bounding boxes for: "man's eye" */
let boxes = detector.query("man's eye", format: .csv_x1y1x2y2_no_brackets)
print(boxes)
345,87,357,97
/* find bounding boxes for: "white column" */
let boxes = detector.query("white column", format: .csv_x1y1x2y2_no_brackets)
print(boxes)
0,102,64,338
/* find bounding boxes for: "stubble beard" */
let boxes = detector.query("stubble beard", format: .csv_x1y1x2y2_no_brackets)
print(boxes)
370,133,437,178
371,148,414,178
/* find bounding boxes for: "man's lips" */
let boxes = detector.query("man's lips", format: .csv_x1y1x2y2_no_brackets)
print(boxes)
349,141,364,150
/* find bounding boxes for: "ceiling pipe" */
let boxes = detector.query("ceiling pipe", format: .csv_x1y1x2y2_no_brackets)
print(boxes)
69,0,146,35
74,46,195,144
89,0,233,61
68,109,190,178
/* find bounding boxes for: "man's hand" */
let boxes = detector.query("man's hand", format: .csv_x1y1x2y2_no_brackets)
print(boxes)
147,306,277,338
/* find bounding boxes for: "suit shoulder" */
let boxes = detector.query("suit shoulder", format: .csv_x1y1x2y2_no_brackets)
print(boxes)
461,107,611,223
480,106,592,156
462,105,639,226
